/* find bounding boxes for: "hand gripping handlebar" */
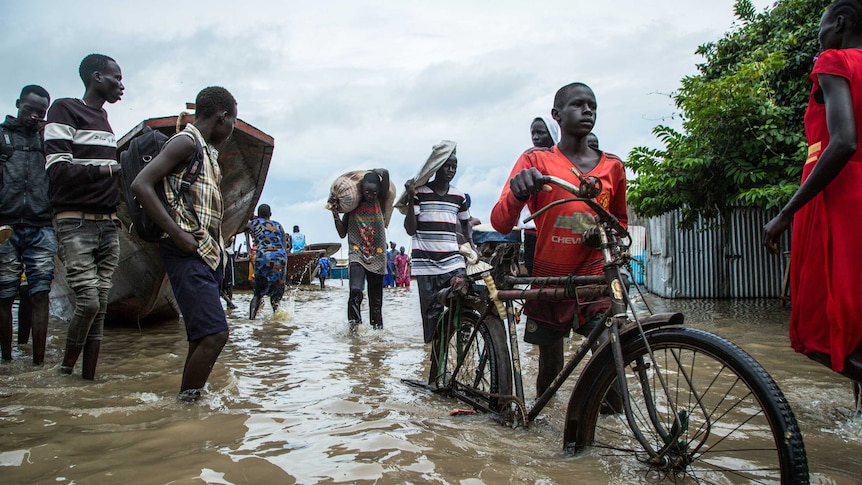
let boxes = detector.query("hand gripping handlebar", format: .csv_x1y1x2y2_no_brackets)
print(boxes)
523,174,628,239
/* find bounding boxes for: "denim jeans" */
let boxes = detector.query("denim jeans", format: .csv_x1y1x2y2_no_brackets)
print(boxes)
0,226,57,298
55,219,119,345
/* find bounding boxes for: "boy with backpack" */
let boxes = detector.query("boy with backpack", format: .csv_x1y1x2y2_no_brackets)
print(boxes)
44,54,124,380
131,86,237,402
0,85,54,366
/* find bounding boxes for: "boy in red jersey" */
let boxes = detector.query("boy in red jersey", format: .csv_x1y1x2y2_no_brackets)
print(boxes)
490,82,628,398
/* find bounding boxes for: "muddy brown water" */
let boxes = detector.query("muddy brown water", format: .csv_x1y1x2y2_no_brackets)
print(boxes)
1,283,860,484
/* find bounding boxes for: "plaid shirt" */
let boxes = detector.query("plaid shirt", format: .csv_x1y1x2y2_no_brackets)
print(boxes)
163,124,224,270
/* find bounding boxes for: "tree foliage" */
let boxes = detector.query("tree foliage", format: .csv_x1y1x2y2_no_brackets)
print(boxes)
627,0,830,227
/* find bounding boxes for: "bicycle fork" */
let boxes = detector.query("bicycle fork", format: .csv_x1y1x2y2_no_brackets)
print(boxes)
600,228,686,465
604,273,688,467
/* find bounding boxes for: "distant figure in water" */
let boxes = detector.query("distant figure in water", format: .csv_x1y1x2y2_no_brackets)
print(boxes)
394,246,411,287
764,0,862,405
291,225,306,253
221,236,238,310
317,255,330,289
131,86,237,402
383,241,396,288
332,169,390,330
246,204,289,319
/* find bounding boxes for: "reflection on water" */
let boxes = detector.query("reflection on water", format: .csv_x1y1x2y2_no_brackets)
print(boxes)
1,283,860,483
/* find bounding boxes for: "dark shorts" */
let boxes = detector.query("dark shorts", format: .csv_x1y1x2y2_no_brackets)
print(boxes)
524,319,570,346
159,239,229,341
524,312,605,346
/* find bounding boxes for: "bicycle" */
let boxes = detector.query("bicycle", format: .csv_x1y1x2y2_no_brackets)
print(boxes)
419,174,809,483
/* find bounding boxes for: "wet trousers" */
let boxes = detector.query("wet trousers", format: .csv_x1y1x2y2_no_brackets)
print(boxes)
55,219,119,346
348,262,383,327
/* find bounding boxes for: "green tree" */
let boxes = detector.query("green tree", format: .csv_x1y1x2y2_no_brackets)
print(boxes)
627,0,830,227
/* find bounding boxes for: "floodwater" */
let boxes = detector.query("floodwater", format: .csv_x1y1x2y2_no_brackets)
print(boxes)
1,281,860,484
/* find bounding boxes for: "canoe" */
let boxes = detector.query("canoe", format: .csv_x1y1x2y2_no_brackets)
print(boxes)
48,114,274,324
289,250,326,284
303,242,341,258
232,248,328,289
302,243,342,284
328,263,349,280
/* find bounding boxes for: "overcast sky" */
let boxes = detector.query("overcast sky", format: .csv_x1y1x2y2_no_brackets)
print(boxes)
2,0,777,257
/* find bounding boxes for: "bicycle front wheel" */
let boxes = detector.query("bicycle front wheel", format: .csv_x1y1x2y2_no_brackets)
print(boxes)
435,310,513,413
565,327,808,484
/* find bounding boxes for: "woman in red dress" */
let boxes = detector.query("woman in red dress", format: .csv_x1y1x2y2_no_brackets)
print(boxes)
394,246,411,287
764,0,862,392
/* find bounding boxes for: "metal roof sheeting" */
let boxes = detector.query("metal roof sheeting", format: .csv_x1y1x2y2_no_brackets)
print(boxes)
644,207,790,298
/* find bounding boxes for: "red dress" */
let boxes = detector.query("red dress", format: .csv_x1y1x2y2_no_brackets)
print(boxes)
790,48,862,372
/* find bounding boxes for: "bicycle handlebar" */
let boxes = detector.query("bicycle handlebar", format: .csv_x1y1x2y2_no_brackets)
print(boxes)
524,175,629,239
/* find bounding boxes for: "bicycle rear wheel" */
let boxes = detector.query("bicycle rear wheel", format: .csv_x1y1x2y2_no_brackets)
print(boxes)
565,327,808,484
434,310,513,413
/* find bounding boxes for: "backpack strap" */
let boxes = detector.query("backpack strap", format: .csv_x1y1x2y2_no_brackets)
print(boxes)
179,137,204,193
166,131,206,229
179,137,204,228
0,128,13,163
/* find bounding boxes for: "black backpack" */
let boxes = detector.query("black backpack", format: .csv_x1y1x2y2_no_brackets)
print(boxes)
120,126,204,243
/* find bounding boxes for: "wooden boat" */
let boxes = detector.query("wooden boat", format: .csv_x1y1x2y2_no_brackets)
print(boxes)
328,261,349,280
302,242,342,284
233,247,331,289
49,114,274,324
289,249,326,284
303,242,341,258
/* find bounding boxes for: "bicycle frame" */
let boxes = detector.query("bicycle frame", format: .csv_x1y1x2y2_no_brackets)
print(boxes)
442,181,689,462
427,174,808,481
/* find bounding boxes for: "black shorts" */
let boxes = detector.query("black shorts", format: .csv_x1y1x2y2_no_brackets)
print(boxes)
524,319,570,346
524,310,604,346
159,239,229,341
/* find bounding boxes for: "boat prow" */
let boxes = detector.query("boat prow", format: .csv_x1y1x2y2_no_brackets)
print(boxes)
303,242,341,258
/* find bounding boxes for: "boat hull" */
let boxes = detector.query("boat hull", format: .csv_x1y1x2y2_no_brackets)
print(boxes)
233,249,325,289
303,242,341,258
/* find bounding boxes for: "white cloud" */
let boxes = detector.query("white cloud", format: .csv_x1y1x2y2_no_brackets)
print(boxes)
1,0,777,249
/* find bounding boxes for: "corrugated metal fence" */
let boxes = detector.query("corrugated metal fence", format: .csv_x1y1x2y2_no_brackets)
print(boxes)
644,207,790,298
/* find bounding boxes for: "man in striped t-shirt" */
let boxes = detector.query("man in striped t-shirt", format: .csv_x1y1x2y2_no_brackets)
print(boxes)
44,53,124,380
404,144,471,383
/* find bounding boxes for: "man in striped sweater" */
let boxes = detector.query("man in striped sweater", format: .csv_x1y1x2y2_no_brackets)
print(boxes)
44,53,124,380
404,145,472,384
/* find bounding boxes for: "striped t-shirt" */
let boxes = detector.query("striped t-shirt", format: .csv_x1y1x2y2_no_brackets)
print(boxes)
410,185,470,276
43,98,119,214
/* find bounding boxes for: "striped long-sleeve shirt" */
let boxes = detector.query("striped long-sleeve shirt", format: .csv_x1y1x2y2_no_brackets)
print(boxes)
43,98,119,214
410,185,470,276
